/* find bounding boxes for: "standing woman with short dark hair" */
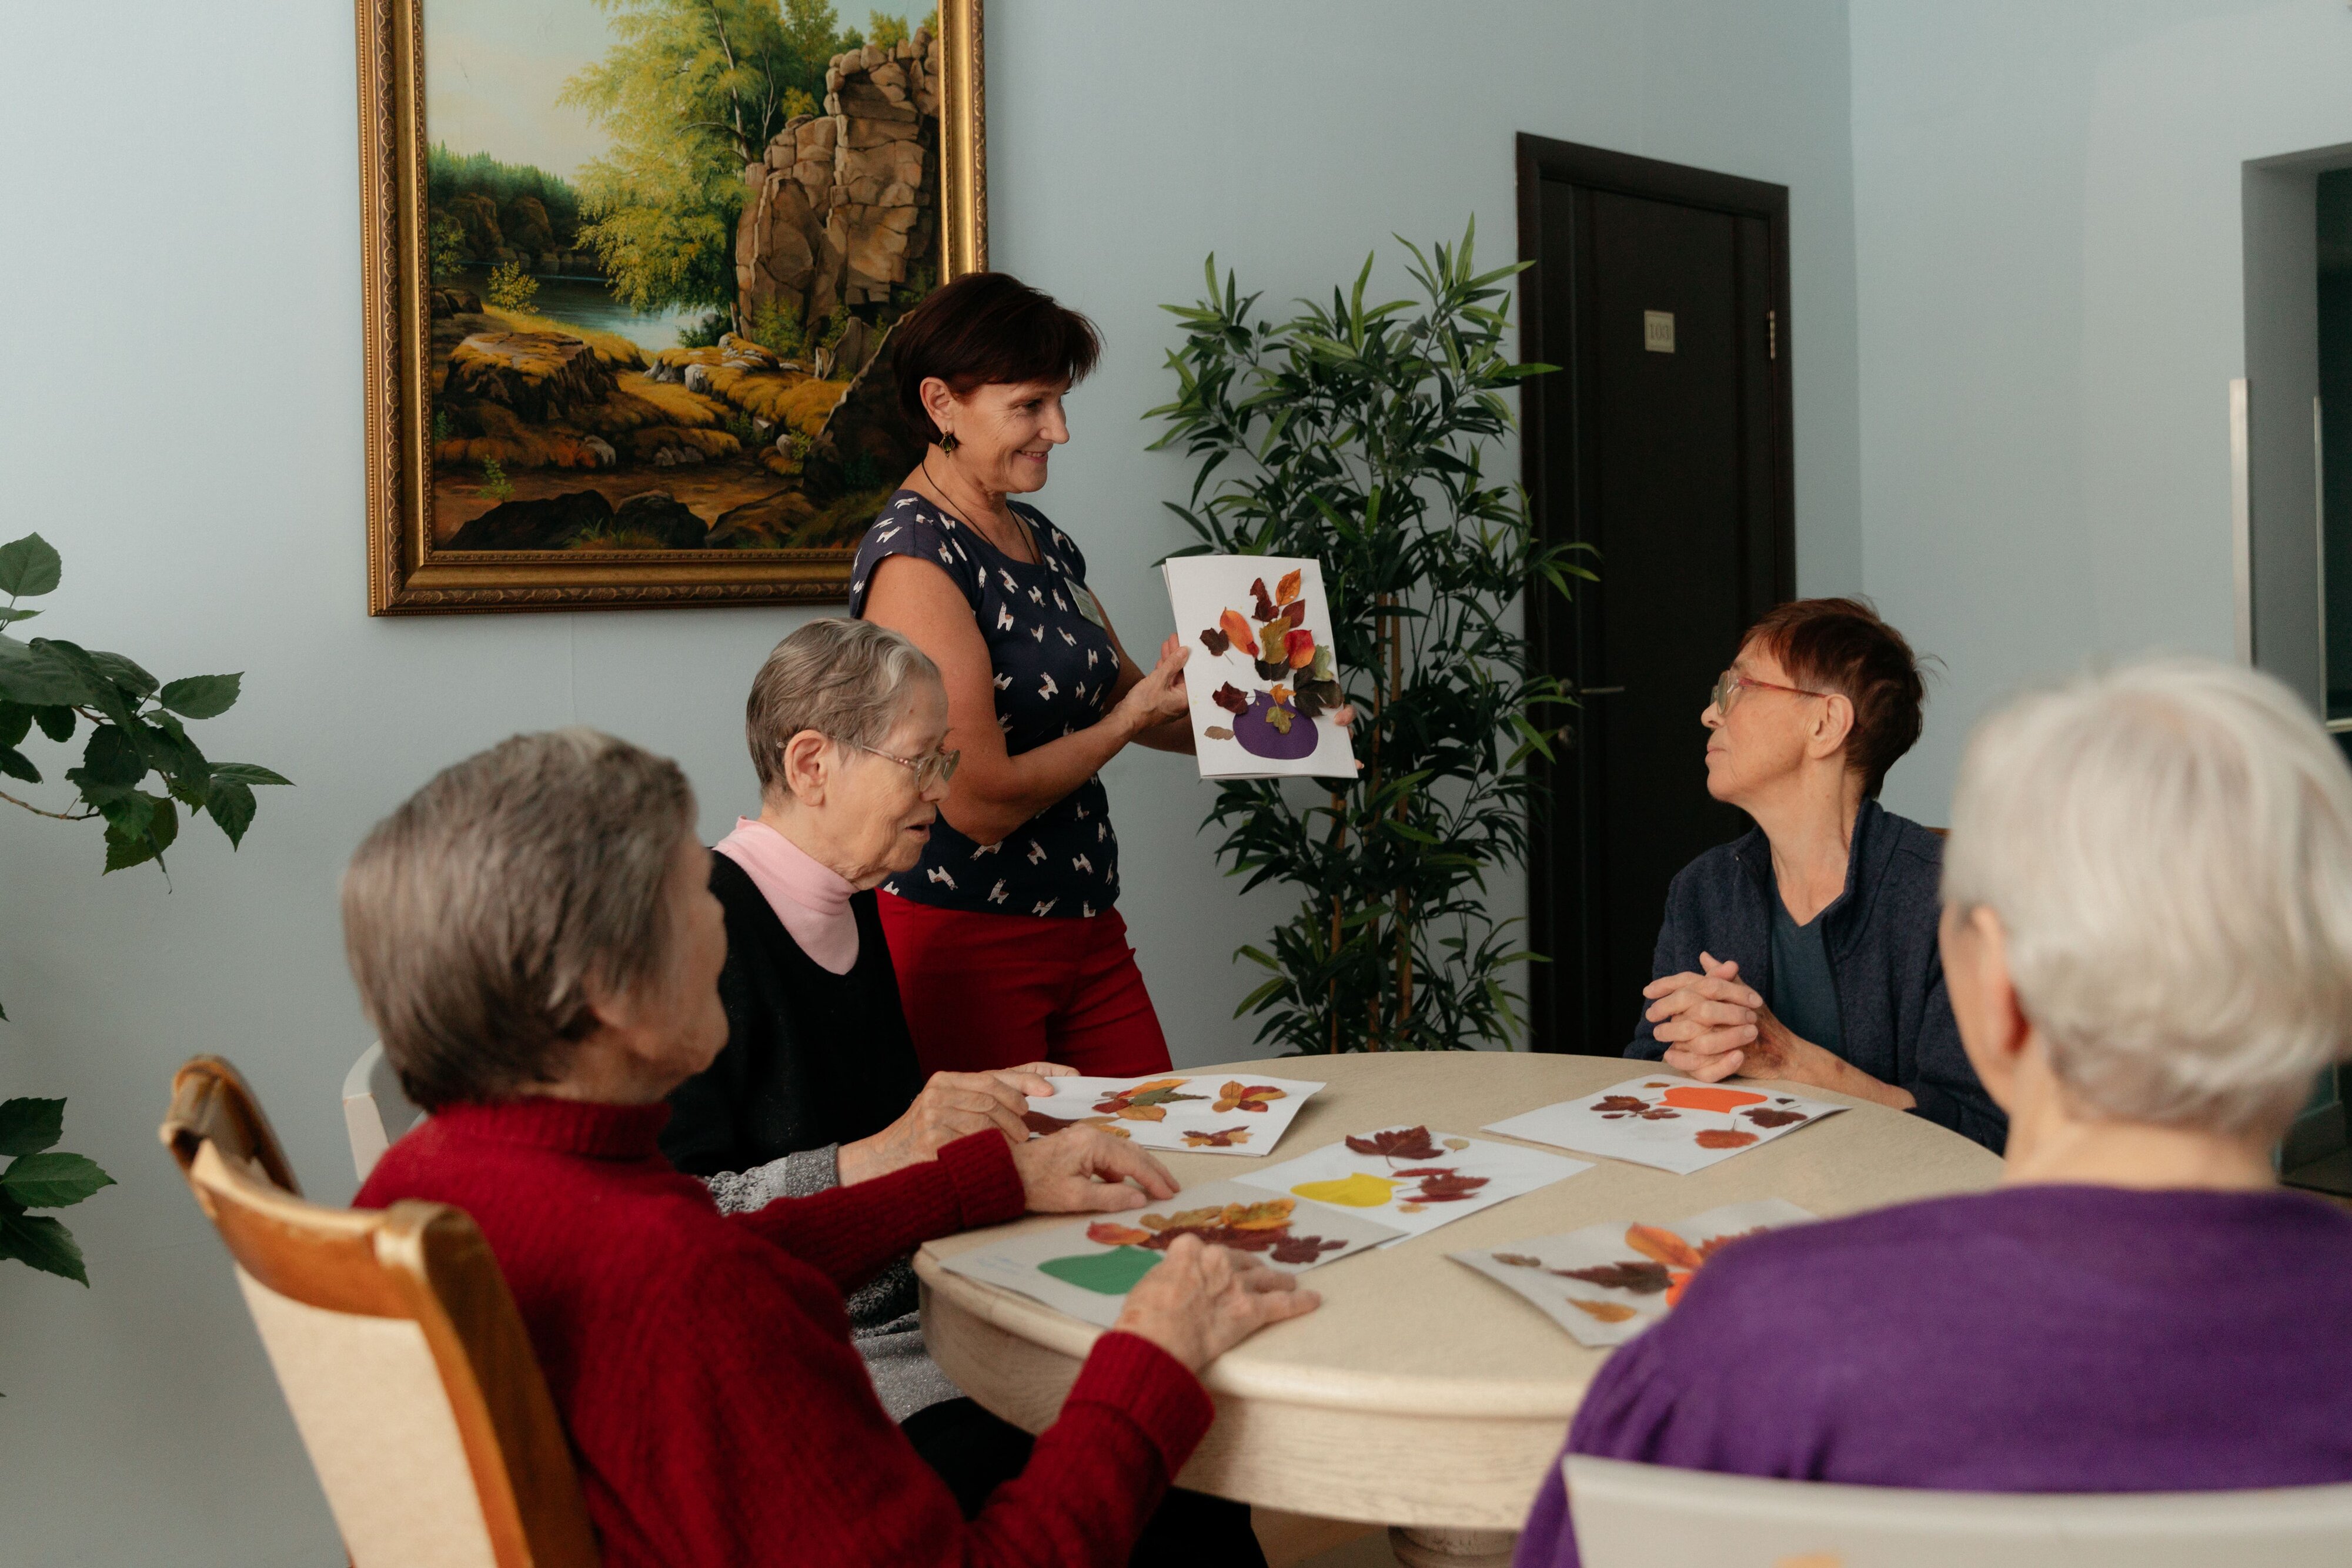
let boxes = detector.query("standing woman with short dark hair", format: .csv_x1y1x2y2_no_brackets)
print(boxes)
1631,597,2006,1151
848,271,1195,1076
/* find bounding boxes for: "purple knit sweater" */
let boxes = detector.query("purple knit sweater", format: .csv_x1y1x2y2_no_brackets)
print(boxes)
1516,1184,2352,1567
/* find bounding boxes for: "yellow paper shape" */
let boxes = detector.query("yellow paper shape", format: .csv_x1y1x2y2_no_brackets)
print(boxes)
1291,1172,1398,1208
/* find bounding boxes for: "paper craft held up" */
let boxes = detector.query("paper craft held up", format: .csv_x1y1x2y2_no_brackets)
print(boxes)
1481,1074,1845,1175
1162,555,1357,780
1022,1073,1325,1158
1235,1125,1591,1243
1451,1199,1818,1347
938,1178,1402,1328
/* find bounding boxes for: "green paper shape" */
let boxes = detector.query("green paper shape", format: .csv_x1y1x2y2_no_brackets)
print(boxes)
1039,1245,1160,1296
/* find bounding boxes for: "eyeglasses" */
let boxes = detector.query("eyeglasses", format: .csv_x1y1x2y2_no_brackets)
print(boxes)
844,738,961,791
1709,668,1830,716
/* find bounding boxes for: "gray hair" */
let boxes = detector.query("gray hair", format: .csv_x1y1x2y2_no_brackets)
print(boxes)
341,728,696,1110
746,618,942,797
1943,658,2352,1136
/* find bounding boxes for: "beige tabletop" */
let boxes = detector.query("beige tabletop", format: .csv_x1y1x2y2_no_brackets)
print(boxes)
916,1051,2002,1550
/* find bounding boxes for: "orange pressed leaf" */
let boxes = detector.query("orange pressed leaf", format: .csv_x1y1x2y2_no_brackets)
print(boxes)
1219,609,1258,658
1087,1222,1151,1246
1221,1199,1296,1231
1659,1085,1769,1114
1275,569,1302,606
1565,1298,1639,1324
1115,1104,1168,1122
1695,1226,1768,1262
1624,1225,1704,1271
1663,1270,1695,1308
1693,1128,1759,1150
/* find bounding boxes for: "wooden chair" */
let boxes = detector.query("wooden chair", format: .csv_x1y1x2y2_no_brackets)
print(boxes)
161,1057,598,1568
1565,1453,2352,1567
342,1041,425,1182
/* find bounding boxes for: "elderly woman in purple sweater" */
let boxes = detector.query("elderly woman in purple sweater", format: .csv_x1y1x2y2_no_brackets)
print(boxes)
1518,657,2352,1567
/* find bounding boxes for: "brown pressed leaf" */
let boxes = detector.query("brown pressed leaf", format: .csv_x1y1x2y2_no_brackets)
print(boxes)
1743,1108,1809,1129
1693,1128,1759,1150
1114,1104,1168,1122
1637,1109,1682,1120
1140,1206,1224,1233
1408,1171,1491,1202
1182,1126,1252,1148
1250,578,1277,621
1211,682,1248,715
1556,1260,1672,1294
1345,1126,1445,1163
1204,726,1234,740
1281,599,1307,628
1200,626,1231,656
1023,1109,1073,1136
1275,569,1302,606
1565,1298,1639,1324
1271,1233,1346,1265
1645,1082,1672,1089
1492,1252,1545,1268
1592,1095,1651,1114
1625,1225,1705,1270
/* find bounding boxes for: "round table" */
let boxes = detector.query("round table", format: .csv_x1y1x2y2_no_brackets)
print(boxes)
916,1051,2002,1566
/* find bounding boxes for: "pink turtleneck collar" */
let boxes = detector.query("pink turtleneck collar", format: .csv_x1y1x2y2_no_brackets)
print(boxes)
712,816,861,975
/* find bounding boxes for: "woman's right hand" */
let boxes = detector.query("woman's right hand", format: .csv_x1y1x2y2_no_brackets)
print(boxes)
1111,1233,1321,1374
1110,637,1190,736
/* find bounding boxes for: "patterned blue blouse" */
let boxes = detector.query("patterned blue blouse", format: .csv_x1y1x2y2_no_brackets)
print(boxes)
848,490,1122,918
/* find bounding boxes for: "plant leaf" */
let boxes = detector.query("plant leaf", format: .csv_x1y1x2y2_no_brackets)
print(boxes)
32,705,74,743
211,762,293,787
0,1099,65,1156
0,744,36,784
158,673,242,720
0,1208,89,1285
0,534,62,599
0,1152,115,1208
204,778,257,845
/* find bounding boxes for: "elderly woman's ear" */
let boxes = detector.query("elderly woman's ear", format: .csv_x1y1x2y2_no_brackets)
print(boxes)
1806,691,1858,763
775,728,839,807
1940,902,2030,1111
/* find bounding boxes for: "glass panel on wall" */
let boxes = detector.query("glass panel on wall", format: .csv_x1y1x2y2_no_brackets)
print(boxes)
2316,170,2352,725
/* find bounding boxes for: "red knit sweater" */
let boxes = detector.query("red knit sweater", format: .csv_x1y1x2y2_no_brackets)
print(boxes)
355,1098,1214,1566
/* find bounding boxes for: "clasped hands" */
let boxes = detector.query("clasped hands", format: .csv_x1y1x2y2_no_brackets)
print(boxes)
843,1059,1318,1372
1642,951,1821,1085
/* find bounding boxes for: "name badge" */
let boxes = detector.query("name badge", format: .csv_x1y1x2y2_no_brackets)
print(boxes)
1069,583,1108,629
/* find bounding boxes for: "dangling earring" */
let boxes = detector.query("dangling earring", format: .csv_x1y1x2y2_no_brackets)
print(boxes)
937,430,960,454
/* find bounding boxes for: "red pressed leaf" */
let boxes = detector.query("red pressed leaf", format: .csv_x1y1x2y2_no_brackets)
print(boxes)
1592,1095,1650,1113
1344,1126,1445,1163
1249,578,1277,621
1555,1260,1672,1295
1281,599,1306,627
1023,1109,1072,1136
1212,682,1249,715
1743,1108,1809,1129
1407,1171,1491,1203
1270,1234,1347,1265
1200,627,1231,656
1284,627,1315,668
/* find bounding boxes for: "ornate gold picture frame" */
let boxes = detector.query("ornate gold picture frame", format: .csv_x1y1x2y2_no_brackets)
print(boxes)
356,1,986,614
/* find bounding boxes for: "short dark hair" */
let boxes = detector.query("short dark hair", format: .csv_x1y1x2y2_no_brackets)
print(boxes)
340,730,696,1110
893,271,1102,442
1741,597,1929,798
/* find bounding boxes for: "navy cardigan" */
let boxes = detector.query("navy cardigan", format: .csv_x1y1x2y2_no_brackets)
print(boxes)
1626,798,2007,1153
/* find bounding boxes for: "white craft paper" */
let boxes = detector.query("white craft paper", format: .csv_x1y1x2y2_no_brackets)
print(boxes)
1235,1125,1591,1243
1481,1073,1845,1175
938,1178,1404,1327
1162,554,1356,780
1451,1198,1819,1347
1023,1072,1326,1158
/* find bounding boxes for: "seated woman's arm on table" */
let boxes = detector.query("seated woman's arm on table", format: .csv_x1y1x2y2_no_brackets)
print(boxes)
864,553,1191,844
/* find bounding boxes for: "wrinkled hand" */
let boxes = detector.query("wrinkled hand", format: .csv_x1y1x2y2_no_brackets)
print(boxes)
1647,951,1763,1082
1011,1124,1180,1214
1112,1233,1321,1373
1114,638,1191,734
837,1068,1058,1184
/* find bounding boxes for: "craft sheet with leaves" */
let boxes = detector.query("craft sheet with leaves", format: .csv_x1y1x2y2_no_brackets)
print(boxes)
1479,1074,1846,1175
938,1178,1404,1328
1233,1124,1592,1243
1022,1073,1325,1157
1451,1199,1819,1347
1161,555,1357,780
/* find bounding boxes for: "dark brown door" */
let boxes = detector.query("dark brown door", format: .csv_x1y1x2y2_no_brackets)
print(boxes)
1516,135,1794,1055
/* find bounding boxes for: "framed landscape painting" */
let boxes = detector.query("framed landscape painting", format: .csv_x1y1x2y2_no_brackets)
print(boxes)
357,0,986,614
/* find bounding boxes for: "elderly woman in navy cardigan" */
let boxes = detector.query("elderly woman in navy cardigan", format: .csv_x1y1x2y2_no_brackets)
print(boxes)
1629,597,2004,1152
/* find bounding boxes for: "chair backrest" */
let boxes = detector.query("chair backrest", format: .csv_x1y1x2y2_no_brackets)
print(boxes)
1565,1455,2352,1568
162,1057,597,1568
343,1041,425,1183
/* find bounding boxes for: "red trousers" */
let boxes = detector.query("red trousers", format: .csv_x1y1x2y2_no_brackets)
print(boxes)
877,894,1174,1078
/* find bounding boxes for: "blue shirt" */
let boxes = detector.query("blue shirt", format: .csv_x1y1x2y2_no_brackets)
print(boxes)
848,491,1121,918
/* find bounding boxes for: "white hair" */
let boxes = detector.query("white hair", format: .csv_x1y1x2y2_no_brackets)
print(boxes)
1943,657,2352,1135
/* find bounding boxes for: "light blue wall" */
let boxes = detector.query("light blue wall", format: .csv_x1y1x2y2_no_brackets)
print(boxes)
1852,0,2352,822
0,2,1857,1559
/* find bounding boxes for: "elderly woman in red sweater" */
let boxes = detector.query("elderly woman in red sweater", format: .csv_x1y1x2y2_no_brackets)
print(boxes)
343,728,1317,1567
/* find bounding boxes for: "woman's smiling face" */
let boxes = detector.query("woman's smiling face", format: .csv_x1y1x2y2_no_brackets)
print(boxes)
936,376,1071,494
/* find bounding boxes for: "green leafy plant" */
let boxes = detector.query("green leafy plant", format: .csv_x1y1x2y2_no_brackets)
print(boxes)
0,1099,113,1288
484,259,540,312
480,457,514,502
0,531,289,1293
1147,221,1594,1055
